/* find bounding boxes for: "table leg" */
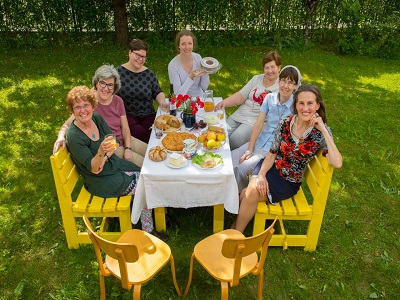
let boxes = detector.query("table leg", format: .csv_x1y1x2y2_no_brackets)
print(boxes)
154,207,166,232
213,204,224,233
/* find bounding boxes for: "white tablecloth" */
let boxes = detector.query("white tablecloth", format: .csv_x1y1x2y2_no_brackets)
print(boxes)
131,97,239,224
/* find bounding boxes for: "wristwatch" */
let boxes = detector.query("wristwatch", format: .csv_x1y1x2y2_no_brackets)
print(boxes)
124,146,132,150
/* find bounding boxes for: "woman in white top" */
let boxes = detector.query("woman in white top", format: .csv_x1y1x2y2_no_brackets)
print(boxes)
168,30,210,97
215,51,282,150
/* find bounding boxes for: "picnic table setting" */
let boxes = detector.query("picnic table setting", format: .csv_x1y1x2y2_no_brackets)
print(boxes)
131,91,239,233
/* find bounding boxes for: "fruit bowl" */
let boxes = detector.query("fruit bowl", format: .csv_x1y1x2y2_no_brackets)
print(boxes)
201,140,225,152
197,126,227,152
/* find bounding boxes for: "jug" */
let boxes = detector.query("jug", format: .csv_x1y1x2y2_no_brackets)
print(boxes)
203,90,214,112
183,139,197,159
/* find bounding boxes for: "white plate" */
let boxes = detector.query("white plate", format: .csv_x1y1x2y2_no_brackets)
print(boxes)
165,157,188,169
193,161,223,171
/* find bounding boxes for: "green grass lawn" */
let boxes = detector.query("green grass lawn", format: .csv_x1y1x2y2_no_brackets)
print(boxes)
0,44,399,299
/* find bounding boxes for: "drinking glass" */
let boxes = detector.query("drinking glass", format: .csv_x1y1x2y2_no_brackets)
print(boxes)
155,126,163,139
105,134,117,150
216,109,224,120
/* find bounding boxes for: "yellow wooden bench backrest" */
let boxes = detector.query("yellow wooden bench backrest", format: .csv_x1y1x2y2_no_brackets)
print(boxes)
50,147,133,249
252,149,334,251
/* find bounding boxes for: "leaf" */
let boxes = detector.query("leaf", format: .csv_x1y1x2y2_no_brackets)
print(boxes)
369,292,379,299
14,280,25,297
298,284,307,290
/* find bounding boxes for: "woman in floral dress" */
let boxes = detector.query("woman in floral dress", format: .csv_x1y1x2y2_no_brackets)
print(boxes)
231,84,343,233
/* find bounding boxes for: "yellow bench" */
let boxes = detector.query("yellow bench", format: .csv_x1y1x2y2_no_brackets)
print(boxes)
252,150,334,252
50,147,132,249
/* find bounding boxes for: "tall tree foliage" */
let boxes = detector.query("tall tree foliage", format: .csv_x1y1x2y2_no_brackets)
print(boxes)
0,0,399,57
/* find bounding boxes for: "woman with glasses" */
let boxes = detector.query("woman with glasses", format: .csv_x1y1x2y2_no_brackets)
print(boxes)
53,65,147,168
215,51,282,150
168,30,210,97
116,39,168,143
231,66,302,193
63,85,169,241
231,84,342,232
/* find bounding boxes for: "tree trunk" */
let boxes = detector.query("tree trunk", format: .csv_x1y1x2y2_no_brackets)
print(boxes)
113,0,129,47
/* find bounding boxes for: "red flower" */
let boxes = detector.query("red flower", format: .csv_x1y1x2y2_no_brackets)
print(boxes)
170,94,204,115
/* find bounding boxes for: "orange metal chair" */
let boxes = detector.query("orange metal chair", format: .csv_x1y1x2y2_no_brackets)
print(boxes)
83,216,181,300
184,216,278,300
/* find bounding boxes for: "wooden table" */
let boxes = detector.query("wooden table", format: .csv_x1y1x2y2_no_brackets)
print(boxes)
131,98,239,232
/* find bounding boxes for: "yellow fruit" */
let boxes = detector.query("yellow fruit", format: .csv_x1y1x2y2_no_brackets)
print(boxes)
198,135,206,143
217,132,226,142
206,132,216,141
203,141,208,148
215,140,221,148
207,139,217,148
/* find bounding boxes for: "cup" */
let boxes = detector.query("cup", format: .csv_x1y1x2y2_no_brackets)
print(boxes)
154,126,163,139
216,109,224,120
105,134,117,150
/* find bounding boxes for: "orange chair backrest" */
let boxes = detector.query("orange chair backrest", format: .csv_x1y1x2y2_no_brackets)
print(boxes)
221,217,277,286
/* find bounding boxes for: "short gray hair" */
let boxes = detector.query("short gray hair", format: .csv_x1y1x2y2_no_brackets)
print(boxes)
92,64,121,94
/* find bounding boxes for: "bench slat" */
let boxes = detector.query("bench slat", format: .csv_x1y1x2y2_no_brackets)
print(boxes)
103,198,118,212
88,195,105,213
280,198,297,215
74,187,92,212
117,195,132,211
293,188,312,215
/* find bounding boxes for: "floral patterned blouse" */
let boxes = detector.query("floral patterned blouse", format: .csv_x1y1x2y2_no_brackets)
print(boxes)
270,115,332,183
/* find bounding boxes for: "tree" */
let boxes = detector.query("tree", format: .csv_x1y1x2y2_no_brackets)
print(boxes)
303,0,319,48
113,0,129,47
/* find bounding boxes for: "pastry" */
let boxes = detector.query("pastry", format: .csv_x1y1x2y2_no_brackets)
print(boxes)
154,115,181,132
162,132,197,152
200,57,221,74
148,146,167,162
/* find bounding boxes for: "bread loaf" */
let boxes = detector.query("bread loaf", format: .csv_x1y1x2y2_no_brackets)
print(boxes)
148,146,167,162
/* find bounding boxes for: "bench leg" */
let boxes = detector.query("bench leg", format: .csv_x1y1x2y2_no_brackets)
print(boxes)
213,204,224,233
154,207,166,232
253,213,267,236
119,210,132,233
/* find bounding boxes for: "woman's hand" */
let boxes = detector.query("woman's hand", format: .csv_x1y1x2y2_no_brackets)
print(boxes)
255,176,269,197
189,68,205,80
124,148,133,161
310,113,324,131
99,136,117,156
53,136,66,154
214,100,226,111
239,150,253,163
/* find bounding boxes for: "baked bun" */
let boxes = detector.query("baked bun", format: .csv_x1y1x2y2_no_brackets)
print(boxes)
162,132,197,152
200,57,221,74
148,146,167,162
154,115,181,131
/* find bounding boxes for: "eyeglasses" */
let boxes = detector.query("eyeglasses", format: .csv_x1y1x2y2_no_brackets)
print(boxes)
279,79,296,88
132,51,147,61
99,80,115,89
73,103,91,111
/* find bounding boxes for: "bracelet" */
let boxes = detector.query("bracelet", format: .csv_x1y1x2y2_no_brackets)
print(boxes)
245,150,253,155
97,152,104,157
124,146,132,150
104,153,109,161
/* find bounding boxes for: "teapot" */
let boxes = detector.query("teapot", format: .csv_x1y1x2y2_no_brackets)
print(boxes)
183,139,197,159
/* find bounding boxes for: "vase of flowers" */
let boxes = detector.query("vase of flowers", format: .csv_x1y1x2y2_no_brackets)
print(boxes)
170,94,204,128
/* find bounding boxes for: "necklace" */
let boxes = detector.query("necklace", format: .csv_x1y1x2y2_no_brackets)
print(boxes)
91,133,96,139
294,116,312,143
